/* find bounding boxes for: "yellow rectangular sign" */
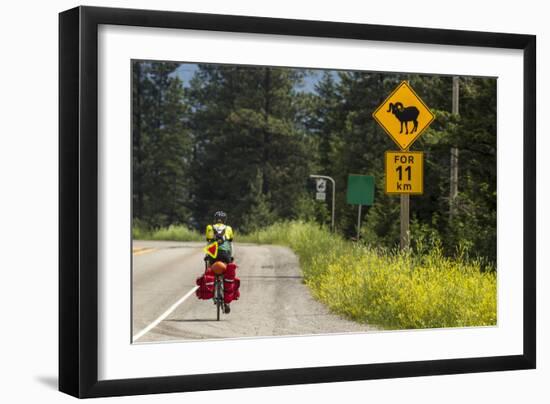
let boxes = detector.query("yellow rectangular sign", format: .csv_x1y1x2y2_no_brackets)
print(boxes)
385,151,424,194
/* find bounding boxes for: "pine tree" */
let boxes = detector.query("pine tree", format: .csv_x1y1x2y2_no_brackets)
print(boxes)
187,64,310,232
132,61,192,228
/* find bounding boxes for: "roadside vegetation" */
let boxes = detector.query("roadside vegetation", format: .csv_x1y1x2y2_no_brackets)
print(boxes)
242,221,496,330
132,222,202,242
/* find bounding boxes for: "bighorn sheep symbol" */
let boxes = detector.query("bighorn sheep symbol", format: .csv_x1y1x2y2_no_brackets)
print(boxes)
387,102,419,134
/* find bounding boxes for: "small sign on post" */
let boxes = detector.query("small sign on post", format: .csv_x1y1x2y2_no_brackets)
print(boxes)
310,174,336,232
315,178,327,201
316,178,327,192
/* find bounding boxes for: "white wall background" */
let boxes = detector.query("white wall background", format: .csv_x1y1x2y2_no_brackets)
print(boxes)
0,0,546,402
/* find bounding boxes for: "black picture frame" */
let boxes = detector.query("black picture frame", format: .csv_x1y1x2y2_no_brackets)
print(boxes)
59,5,536,398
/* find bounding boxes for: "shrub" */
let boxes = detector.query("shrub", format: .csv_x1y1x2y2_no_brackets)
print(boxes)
132,224,202,242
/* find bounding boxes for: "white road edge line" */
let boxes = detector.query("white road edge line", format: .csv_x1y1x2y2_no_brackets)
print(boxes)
133,285,200,343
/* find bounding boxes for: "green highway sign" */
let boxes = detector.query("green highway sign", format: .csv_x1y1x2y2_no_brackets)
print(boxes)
346,175,375,205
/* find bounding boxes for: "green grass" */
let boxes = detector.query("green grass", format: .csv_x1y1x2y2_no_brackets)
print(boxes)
132,224,202,242
242,221,496,330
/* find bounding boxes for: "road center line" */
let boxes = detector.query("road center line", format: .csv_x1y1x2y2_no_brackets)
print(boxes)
133,285,199,342
132,247,156,256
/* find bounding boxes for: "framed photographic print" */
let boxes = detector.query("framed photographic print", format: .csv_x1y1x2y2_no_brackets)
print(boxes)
59,6,536,398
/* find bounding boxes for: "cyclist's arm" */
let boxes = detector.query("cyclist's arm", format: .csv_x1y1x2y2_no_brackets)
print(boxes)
225,226,234,242
226,226,234,257
205,225,215,243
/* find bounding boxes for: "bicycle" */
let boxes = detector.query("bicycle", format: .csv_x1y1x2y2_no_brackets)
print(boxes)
206,259,227,321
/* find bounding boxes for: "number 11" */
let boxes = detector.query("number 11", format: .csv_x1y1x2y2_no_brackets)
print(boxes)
396,165,411,181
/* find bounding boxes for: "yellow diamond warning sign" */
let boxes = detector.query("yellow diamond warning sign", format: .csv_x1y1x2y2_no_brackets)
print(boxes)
385,151,424,194
373,81,435,150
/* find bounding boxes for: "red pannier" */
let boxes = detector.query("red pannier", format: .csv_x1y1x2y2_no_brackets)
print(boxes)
195,268,215,300
223,263,240,304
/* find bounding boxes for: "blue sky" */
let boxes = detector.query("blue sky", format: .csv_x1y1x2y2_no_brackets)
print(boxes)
174,63,337,93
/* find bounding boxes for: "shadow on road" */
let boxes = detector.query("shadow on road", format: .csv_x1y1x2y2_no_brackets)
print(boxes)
165,319,220,323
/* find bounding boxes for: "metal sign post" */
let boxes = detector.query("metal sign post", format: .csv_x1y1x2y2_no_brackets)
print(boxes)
400,194,410,250
357,205,362,240
310,174,336,232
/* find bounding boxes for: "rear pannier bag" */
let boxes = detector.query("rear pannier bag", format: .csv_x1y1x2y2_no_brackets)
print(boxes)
195,271,215,300
234,277,240,300
222,263,240,303
223,276,240,303
225,263,237,279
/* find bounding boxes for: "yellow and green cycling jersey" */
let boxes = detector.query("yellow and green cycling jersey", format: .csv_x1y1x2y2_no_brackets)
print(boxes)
206,223,234,255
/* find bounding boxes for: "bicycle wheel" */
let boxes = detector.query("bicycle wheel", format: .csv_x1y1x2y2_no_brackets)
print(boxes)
216,277,222,321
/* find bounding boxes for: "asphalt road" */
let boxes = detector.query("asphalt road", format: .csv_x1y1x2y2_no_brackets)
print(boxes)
132,241,375,342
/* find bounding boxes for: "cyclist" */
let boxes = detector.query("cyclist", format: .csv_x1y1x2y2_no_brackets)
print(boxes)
205,211,236,314
205,211,234,264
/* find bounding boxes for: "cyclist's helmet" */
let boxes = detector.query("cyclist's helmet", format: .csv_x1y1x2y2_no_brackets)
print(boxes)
214,211,227,224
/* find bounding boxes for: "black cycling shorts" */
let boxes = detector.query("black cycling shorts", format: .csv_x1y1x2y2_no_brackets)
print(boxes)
209,250,232,264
